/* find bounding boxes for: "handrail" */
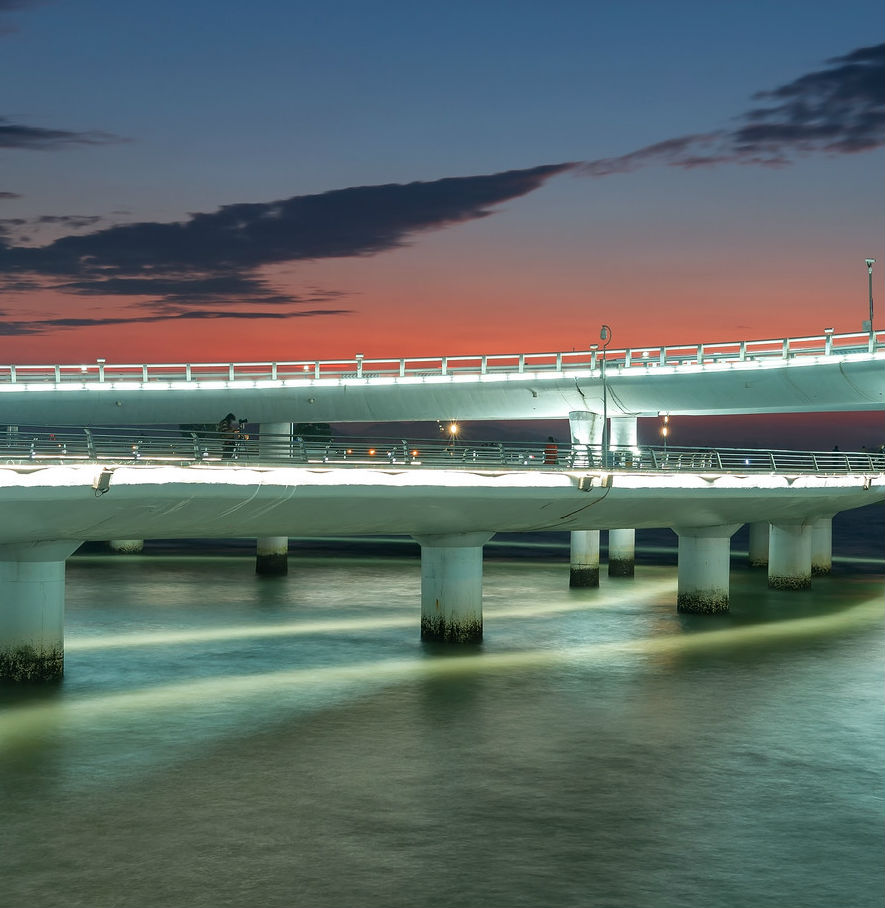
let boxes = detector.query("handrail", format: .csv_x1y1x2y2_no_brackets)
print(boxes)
2,427,883,475
0,330,881,385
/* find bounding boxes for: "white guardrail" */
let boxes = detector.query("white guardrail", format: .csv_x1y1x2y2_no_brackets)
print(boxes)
1,331,882,385
2,428,883,475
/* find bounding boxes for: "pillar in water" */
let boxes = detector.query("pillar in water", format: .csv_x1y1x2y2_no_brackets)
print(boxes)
108,539,144,554
414,532,493,643
673,525,740,614
256,536,289,576
0,541,81,681
768,522,813,590
811,516,833,576
255,422,293,576
570,530,600,587
747,522,769,568
607,528,635,577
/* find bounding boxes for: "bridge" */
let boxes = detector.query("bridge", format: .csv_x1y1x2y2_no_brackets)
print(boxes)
1,328,882,681
1,426,883,680
1,329,882,425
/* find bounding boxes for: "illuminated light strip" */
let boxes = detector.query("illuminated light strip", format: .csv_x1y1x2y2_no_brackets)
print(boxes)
2,595,880,749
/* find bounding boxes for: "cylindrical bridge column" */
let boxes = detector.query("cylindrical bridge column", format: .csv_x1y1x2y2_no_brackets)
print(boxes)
768,521,813,590
413,532,493,642
607,528,635,577
673,524,741,614
0,541,81,681
811,516,833,576
747,522,769,568
570,530,600,587
256,422,293,576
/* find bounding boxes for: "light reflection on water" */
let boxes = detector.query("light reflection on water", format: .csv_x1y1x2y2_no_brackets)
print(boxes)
0,548,882,908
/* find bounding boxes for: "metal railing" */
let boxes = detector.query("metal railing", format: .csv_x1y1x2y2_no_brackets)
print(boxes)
2,427,883,475
1,330,881,385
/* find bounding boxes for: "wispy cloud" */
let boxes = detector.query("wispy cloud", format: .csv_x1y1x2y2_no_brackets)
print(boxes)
0,116,124,150
582,43,884,175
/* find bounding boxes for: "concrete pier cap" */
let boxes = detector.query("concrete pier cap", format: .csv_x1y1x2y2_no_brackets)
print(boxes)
673,524,742,614
412,532,494,643
0,540,82,681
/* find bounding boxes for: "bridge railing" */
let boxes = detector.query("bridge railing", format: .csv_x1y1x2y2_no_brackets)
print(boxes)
2,427,883,475
1,330,881,384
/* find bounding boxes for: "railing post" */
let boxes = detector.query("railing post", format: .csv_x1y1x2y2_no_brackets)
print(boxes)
782,338,789,359
481,355,488,375
355,354,363,378
518,354,525,373
84,428,95,459
271,363,277,380
54,365,61,382
555,352,562,371
399,359,406,377
141,365,148,382
228,363,235,380
186,364,192,381
97,359,105,382
624,349,632,368
696,344,703,365
441,357,448,376
590,350,597,370
8,365,15,383
314,362,321,379
739,341,746,361
659,347,667,366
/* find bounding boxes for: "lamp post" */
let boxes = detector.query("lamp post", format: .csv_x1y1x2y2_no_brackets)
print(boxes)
599,325,611,467
865,258,876,332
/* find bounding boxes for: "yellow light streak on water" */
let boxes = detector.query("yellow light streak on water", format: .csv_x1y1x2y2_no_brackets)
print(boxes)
2,593,880,751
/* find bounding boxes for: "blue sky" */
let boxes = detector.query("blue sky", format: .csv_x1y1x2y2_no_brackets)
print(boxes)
1,0,882,363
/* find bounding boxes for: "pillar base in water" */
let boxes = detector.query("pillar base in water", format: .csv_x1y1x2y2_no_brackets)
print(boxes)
768,575,812,591
569,566,600,588
0,646,63,682
607,559,634,578
676,591,729,615
420,613,483,643
108,539,144,554
256,536,288,576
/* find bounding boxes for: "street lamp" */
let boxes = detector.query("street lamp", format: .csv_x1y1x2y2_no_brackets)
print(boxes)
599,325,612,467
865,258,876,333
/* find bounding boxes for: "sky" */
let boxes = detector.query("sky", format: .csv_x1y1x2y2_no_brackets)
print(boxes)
0,0,883,369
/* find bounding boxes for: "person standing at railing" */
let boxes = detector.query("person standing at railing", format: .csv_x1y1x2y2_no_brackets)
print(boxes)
219,413,238,460
544,436,559,465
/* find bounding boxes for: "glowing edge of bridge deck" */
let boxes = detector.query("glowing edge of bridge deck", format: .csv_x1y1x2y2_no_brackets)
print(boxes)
0,464,881,545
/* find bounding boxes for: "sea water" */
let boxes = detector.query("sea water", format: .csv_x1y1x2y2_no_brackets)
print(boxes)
0,505,882,908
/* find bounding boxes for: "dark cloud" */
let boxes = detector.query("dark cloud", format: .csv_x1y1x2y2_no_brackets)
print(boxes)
0,307,353,335
0,116,124,150
582,43,884,175
0,163,574,314
0,191,21,199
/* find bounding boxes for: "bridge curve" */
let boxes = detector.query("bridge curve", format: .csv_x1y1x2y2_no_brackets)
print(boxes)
1,330,882,426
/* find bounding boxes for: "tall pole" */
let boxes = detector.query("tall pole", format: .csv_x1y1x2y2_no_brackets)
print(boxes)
866,258,876,331
600,325,611,467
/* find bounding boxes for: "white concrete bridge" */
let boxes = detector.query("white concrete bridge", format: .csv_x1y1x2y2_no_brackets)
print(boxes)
1,330,882,426
1,427,882,680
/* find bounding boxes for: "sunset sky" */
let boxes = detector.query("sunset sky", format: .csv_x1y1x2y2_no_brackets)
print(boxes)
1,0,883,367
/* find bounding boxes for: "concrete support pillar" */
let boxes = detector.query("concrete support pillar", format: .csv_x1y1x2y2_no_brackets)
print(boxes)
768,522,813,590
748,521,769,568
0,541,81,681
673,524,741,614
256,422,292,576
256,536,289,576
811,516,833,577
607,528,635,577
567,410,603,467
413,532,493,642
609,416,639,465
569,530,600,587
108,539,144,554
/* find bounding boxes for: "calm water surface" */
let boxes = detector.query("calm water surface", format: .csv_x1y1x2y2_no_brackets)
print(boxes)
1,511,883,908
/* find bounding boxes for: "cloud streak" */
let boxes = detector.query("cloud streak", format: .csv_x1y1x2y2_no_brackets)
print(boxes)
0,116,124,150
582,43,884,175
